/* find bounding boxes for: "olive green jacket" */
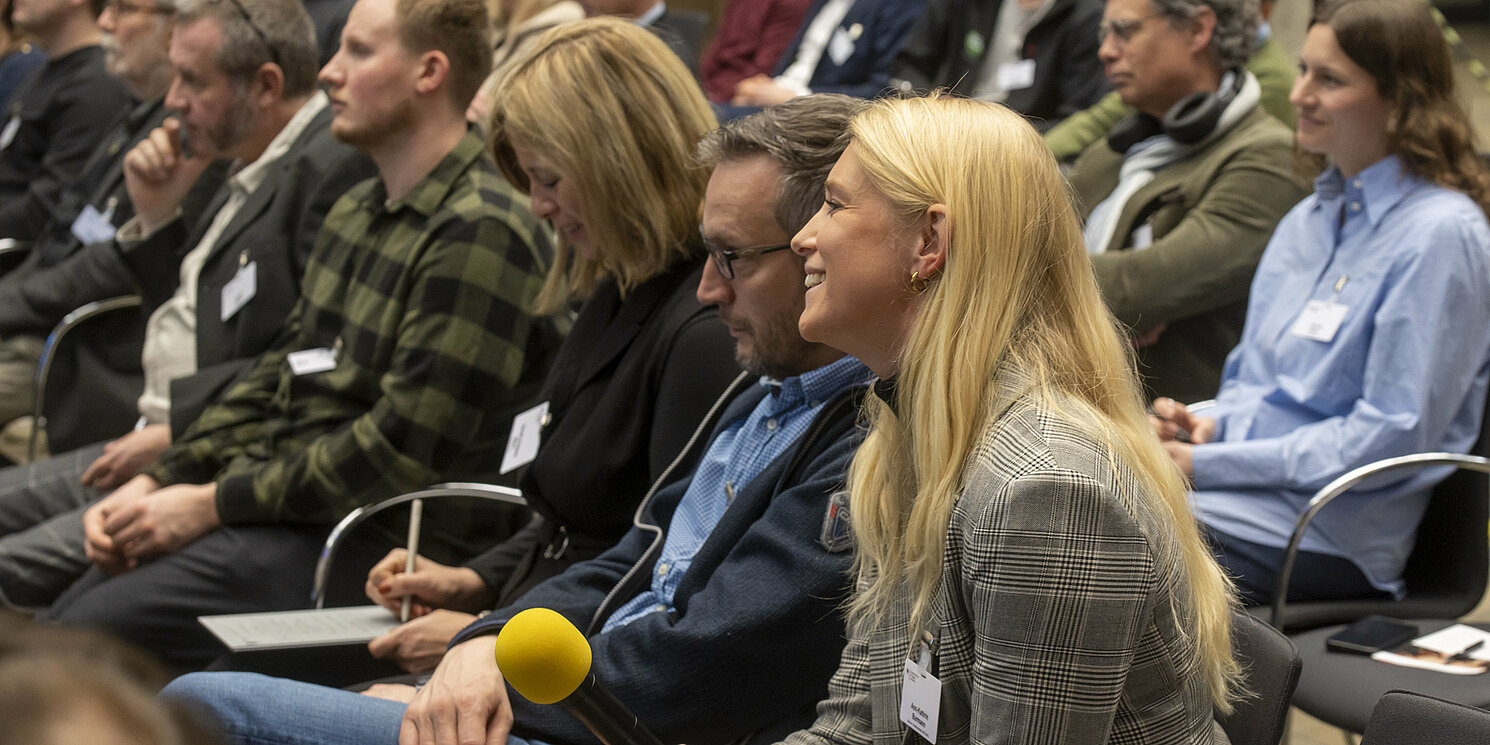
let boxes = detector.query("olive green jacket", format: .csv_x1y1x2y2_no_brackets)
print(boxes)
1045,38,1297,162
1068,105,1306,402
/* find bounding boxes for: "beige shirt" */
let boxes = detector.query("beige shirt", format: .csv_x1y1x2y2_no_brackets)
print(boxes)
126,92,329,425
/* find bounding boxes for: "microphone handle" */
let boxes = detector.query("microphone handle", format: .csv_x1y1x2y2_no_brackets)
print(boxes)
561,673,667,745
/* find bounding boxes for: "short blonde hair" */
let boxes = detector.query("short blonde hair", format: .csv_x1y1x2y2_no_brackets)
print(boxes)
843,94,1241,713
488,18,716,312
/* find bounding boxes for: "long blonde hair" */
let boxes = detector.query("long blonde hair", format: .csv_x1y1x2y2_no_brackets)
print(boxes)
843,95,1241,712
487,18,716,312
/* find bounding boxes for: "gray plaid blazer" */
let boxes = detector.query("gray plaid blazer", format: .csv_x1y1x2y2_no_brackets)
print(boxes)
785,369,1228,745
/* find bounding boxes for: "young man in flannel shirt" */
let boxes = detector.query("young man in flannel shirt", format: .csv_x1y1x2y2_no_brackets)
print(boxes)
42,0,555,670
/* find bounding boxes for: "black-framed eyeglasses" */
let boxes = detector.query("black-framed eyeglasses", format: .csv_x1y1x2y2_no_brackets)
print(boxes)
701,229,792,280
106,0,174,15
214,0,282,70
1098,12,1164,44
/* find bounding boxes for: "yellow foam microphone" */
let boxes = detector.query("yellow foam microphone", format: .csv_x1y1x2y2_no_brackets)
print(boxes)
494,608,592,704
494,608,665,745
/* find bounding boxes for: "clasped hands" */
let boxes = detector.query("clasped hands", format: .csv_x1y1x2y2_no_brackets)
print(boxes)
81,474,220,574
1148,397,1217,478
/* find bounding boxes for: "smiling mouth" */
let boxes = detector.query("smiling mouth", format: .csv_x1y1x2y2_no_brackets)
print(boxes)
804,272,824,288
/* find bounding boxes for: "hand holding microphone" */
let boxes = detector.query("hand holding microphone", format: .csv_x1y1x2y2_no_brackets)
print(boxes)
495,608,665,745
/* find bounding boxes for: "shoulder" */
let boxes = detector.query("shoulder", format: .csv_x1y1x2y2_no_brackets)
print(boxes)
1214,108,1294,156
956,391,1153,546
1387,184,1490,267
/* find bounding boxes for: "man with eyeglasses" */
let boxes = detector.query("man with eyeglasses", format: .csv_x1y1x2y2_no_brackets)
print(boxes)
163,93,873,745
1064,0,1303,402
0,0,379,637
890,0,1109,129
0,0,230,466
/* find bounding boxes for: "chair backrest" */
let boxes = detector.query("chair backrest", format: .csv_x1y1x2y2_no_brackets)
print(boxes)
34,297,145,457
1217,608,1302,745
1360,690,1490,745
1276,398,1490,630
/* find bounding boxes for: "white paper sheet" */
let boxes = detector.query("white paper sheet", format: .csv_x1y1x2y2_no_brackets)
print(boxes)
199,605,400,651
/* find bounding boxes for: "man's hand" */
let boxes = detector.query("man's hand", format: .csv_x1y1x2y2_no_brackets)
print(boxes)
101,481,220,561
83,474,160,574
1148,397,1217,444
80,424,172,490
123,118,212,233
369,609,479,673
400,635,512,745
365,549,495,615
731,75,797,107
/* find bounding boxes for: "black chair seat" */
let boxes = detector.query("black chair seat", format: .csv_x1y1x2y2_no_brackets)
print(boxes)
1292,620,1490,733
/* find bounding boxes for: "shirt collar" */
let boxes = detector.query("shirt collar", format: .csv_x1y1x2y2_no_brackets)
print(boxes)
375,126,486,217
1313,154,1412,230
758,355,872,411
634,1,666,27
228,91,328,196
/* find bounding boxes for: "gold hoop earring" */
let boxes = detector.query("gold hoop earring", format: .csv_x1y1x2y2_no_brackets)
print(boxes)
909,271,925,293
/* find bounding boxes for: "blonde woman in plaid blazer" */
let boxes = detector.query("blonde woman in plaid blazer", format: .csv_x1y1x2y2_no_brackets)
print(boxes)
787,94,1242,744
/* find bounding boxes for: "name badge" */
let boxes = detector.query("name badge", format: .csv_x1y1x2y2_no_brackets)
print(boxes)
70,201,117,244
0,116,19,150
500,401,550,474
996,59,1037,91
828,26,856,67
1289,299,1349,343
220,261,257,321
287,347,338,376
900,659,941,743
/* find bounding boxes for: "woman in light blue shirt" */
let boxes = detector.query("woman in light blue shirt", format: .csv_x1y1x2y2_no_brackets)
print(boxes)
1151,0,1490,603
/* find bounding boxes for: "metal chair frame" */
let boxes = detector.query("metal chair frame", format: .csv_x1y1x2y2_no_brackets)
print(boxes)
309,481,526,608
28,295,143,461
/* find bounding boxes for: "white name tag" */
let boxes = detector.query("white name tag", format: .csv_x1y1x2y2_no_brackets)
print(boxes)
828,26,856,67
500,401,549,475
220,261,257,321
70,202,117,244
1289,299,1349,343
997,58,1037,91
0,116,20,150
900,659,941,743
287,347,338,376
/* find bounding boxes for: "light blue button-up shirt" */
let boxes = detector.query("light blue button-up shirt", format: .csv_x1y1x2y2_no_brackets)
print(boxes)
603,355,872,631
1191,155,1490,596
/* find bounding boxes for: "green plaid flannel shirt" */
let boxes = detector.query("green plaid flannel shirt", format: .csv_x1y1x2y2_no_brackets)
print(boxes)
145,130,550,525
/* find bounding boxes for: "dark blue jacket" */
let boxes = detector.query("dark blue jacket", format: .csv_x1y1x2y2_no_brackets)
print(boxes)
453,377,868,745
772,0,926,99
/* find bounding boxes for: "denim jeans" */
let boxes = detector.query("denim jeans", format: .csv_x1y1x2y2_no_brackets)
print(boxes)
163,672,545,745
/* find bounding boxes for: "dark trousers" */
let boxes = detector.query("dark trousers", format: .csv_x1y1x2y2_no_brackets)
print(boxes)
42,524,394,672
1203,525,1390,605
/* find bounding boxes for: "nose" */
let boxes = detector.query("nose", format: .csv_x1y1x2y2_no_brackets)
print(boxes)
791,208,823,257
164,75,187,112
318,52,342,88
1097,32,1120,64
1288,74,1310,110
695,254,733,307
98,4,116,32
528,187,557,221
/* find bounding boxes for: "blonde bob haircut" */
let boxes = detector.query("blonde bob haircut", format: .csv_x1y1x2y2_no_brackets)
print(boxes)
842,94,1241,712
488,18,717,313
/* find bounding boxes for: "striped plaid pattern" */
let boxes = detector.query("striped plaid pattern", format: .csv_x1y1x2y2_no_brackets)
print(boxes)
146,130,550,525
787,367,1225,745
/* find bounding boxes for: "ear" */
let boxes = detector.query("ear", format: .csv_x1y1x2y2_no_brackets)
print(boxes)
911,204,949,279
1188,7,1217,56
414,50,450,97
250,61,286,106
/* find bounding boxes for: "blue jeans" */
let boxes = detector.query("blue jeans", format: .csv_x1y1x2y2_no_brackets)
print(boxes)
164,672,408,745
165,672,546,745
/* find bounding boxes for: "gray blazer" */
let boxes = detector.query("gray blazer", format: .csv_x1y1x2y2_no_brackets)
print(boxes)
785,366,1227,745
